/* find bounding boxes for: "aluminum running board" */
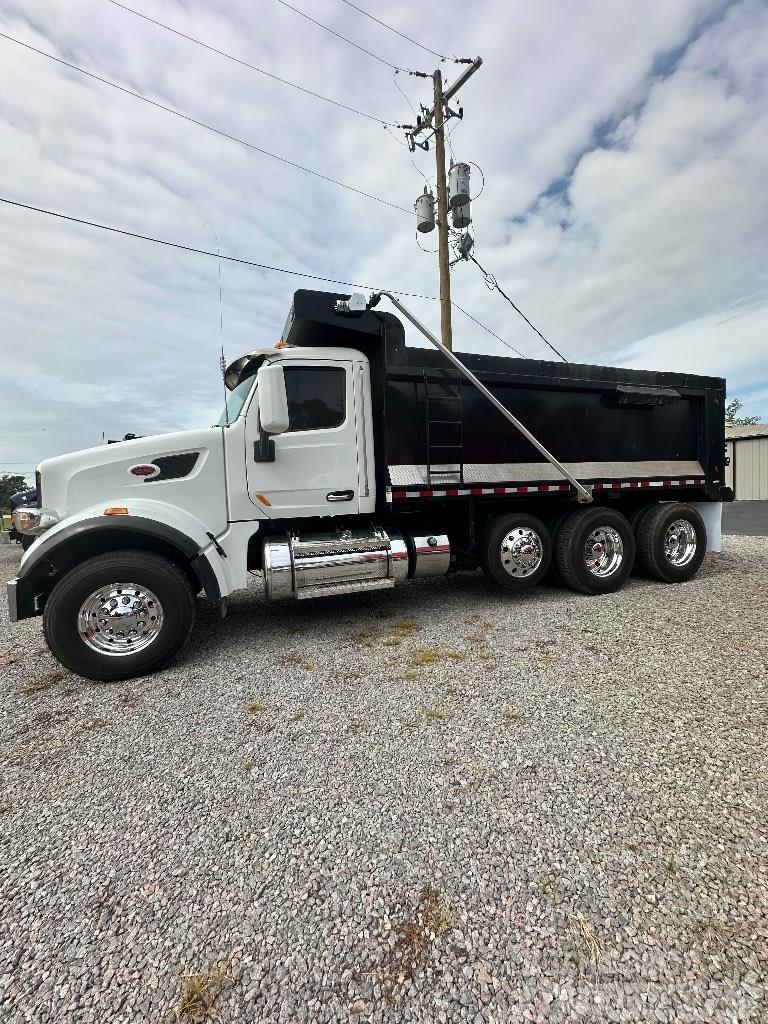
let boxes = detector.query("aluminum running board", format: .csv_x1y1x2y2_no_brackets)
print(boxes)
296,577,394,600
378,292,593,503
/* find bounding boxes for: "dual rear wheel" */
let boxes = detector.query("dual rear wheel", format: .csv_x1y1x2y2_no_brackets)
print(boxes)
481,501,706,596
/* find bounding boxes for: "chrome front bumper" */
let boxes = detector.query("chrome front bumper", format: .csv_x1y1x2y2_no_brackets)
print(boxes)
7,578,19,623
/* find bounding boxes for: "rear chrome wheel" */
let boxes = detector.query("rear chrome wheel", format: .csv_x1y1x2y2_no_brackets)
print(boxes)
663,519,697,567
636,503,706,582
77,584,164,656
500,526,545,579
583,526,624,578
481,514,552,591
555,508,634,594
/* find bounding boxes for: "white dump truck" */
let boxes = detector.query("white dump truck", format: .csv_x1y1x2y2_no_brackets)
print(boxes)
8,290,729,681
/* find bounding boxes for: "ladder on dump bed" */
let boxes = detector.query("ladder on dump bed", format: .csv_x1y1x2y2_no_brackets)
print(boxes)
424,371,464,487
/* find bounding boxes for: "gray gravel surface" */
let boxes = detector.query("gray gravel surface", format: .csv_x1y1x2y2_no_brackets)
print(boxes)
0,538,766,1023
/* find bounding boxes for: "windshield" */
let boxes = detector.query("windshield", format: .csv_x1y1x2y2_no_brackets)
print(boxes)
218,375,255,426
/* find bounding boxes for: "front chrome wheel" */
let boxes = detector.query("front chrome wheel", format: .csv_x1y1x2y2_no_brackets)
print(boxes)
664,519,697,567
500,527,544,578
77,583,164,656
584,526,624,578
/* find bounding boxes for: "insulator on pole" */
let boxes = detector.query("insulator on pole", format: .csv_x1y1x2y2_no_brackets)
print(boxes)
415,186,436,233
451,201,471,229
448,161,470,209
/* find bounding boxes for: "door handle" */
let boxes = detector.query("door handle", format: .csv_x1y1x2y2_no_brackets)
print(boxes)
327,490,354,502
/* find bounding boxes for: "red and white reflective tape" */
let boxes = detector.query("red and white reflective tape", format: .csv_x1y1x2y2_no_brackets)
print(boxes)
387,477,705,502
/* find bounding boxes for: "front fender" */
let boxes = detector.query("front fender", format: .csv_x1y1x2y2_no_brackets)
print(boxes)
12,499,227,620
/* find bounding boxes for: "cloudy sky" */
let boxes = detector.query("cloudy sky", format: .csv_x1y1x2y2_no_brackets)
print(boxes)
1,0,766,482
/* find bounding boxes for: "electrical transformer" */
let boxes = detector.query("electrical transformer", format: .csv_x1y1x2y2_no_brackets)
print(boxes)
448,162,470,209
415,188,435,233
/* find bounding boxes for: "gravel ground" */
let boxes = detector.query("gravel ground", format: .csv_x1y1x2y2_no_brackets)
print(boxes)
0,537,766,1024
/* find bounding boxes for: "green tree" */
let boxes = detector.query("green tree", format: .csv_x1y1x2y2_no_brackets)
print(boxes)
0,474,29,508
725,398,761,426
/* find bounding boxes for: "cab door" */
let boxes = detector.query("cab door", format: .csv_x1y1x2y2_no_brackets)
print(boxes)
245,359,360,518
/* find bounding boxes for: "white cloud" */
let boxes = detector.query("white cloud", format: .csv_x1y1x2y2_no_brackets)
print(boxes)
0,0,765,485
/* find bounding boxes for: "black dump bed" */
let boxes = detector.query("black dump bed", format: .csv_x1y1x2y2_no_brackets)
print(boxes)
284,290,727,507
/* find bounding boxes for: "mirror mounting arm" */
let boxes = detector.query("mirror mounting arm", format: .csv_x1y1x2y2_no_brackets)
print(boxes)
253,435,275,463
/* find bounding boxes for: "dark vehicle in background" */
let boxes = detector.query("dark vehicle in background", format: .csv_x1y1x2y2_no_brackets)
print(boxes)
9,488,37,549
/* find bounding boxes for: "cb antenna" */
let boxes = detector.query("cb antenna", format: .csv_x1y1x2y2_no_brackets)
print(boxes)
204,220,228,425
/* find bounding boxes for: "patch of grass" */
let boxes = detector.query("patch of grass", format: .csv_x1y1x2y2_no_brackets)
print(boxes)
20,669,70,695
1,647,45,669
666,854,678,874
504,712,523,722
626,842,639,852
567,912,601,979
537,875,556,896
387,886,453,985
246,701,266,715
692,917,750,952
171,967,233,1023
381,638,401,647
243,760,255,771
80,718,112,733
285,625,305,635
478,652,495,664
424,708,449,721
398,669,418,682
279,654,316,671
289,710,305,722
350,629,377,648
409,647,465,668
391,617,419,636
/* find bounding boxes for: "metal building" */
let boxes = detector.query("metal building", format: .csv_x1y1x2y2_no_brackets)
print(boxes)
725,423,768,499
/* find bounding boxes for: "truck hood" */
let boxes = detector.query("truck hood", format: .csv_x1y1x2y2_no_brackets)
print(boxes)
37,426,227,524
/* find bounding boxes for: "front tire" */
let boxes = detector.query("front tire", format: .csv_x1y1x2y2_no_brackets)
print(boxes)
43,550,196,681
480,514,552,590
555,507,635,594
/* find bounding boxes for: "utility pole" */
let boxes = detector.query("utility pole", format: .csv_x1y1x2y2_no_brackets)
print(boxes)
408,57,482,352
433,68,453,351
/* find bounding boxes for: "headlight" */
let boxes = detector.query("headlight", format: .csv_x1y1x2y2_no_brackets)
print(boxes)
15,507,59,535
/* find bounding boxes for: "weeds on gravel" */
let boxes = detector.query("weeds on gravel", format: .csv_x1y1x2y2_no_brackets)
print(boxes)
386,886,453,985
410,647,465,668
171,967,233,1023
424,708,449,721
692,916,752,953
2,648,44,669
567,912,601,979
246,701,266,715
279,653,316,671
351,619,419,650
20,669,70,695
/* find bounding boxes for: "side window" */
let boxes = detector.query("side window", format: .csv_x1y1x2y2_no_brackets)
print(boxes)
284,366,346,431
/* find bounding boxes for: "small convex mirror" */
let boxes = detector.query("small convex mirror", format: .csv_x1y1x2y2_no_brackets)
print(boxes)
257,363,289,435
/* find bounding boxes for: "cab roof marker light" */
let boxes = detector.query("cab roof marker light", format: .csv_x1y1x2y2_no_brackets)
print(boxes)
104,507,129,516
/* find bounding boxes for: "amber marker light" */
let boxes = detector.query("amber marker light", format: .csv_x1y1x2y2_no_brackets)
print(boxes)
104,507,129,516
255,494,272,506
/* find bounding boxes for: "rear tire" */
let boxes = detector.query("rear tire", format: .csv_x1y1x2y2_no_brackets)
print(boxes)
43,550,196,682
480,514,552,591
555,507,635,594
635,502,706,583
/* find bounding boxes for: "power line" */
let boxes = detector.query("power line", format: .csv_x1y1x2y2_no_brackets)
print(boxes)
104,0,402,128
337,0,447,60
0,32,410,215
469,255,568,362
1,197,537,363
274,0,424,75
0,197,435,298
452,303,527,359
